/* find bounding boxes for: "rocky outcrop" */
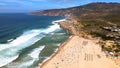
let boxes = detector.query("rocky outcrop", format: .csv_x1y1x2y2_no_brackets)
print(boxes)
58,19,78,35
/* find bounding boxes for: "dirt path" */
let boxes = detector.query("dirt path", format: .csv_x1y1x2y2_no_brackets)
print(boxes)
40,36,120,68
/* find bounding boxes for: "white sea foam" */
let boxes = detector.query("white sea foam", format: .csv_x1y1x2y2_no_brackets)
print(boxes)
44,24,60,34
0,55,19,67
0,19,66,67
18,59,36,68
7,38,14,42
0,30,41,51
56,43,61,46
52,19,66,24
28,46,45,59
0,19,62,51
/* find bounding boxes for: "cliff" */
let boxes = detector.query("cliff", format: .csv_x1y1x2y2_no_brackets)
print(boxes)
32,2,120,57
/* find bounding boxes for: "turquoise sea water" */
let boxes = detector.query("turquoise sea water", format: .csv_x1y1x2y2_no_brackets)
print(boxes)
0,13,69,68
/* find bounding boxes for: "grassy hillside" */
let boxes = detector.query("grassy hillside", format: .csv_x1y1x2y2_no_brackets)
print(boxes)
32,2,120,57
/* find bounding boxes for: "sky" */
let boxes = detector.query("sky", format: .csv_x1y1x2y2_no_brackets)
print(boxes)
0,0,120,13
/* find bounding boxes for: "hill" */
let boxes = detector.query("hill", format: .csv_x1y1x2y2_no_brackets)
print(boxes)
32,2,120,57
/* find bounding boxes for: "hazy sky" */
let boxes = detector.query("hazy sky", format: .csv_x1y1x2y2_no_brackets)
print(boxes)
0,0,120,13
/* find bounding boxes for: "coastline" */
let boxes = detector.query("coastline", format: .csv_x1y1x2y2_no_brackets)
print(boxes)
40,35,73,67
40,36,120,68
33,2,120,59
0,16,68,68
40,19,120,68
39,18,69,66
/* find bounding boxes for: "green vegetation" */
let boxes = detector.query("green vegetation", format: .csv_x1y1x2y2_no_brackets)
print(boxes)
33,2,120,57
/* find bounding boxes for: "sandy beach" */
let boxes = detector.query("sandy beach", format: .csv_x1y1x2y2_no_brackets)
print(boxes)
40,36,120,68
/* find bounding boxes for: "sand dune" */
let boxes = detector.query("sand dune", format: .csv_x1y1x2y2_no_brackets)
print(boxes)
40,36,120,68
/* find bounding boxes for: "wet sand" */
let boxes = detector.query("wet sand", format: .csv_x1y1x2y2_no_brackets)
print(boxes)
40,36,120,68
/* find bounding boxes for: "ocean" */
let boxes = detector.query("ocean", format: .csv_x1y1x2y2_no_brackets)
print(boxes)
0,13,69,68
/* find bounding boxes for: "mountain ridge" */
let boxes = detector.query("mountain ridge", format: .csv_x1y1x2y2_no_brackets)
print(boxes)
31,2,120,17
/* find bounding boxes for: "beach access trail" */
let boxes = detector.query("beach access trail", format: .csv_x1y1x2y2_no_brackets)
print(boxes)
40,36,120,68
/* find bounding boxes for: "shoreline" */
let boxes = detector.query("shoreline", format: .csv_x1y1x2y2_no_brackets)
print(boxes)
40,35,120,68
40,35,73,67
39,18,69,67
40,19,120,68
0,17,67,68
